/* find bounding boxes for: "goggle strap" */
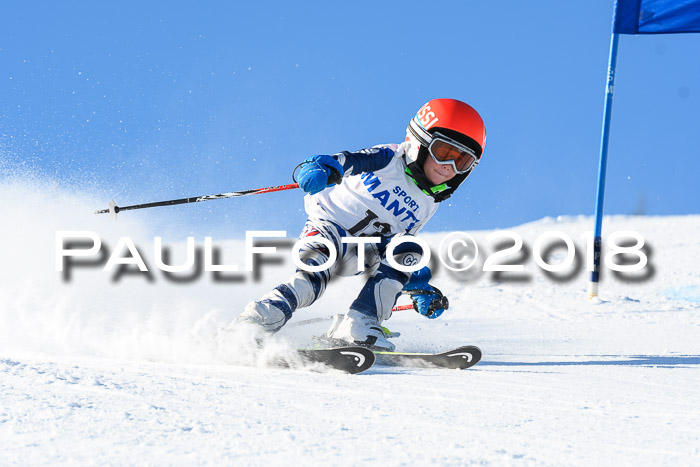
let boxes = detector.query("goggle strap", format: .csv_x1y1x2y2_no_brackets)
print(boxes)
408,118,432,146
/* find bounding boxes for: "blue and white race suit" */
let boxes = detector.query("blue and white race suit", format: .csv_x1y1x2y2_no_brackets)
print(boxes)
256,142,440,324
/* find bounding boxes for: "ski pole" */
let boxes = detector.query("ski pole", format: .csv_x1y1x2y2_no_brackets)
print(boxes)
94,183,300,219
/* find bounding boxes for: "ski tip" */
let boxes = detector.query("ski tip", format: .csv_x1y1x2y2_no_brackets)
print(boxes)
374,345,482,370
298,346,375,374
338,347,376,374
444,345,482,369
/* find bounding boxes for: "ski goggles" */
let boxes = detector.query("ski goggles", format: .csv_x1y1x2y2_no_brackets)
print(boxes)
427,133,479,174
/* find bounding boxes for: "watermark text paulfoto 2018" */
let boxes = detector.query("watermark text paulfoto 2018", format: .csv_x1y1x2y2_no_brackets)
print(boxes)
55,230,651,283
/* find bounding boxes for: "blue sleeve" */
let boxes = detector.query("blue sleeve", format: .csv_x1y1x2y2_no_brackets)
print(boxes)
332,146,395,176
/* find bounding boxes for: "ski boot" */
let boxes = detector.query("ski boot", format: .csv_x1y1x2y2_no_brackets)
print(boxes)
325,309,396,351
228,299,290,347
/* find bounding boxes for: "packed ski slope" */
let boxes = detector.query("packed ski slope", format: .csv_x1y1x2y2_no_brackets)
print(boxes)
1,179,699,465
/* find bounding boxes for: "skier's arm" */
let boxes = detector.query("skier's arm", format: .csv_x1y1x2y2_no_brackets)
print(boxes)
333,145,397,176
296,144,402,194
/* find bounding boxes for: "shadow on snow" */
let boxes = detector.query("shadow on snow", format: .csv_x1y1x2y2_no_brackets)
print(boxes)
480,355,700,368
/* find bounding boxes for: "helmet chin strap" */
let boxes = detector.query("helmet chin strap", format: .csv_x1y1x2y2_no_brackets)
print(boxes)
404,165,450,201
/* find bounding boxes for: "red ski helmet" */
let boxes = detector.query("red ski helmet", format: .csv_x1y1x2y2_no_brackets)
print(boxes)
405,98,486,201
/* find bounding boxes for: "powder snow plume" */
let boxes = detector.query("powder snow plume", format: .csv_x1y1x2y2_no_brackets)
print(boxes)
0,169,299,364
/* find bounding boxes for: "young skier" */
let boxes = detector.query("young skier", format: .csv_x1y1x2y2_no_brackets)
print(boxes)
235,98,486,351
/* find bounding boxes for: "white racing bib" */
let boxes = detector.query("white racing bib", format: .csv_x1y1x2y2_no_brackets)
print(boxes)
304,144,439,237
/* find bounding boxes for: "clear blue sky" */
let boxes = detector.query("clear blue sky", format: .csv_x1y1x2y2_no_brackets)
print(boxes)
2,1,699,237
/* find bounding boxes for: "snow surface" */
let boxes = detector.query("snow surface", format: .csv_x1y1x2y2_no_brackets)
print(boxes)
1,178,699,465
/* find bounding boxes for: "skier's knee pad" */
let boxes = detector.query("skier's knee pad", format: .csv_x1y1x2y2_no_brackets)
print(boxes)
351,262,405,322
349,238,426,321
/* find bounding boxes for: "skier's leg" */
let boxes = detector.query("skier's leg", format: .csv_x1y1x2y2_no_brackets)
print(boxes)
237,219,347,333
326,237,423,350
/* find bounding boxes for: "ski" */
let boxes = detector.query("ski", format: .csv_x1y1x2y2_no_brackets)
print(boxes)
295,346,375,374
374,345,482,369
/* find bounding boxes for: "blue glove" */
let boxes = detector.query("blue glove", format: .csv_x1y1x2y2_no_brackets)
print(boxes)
297,155,344,195
402,266,448,319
